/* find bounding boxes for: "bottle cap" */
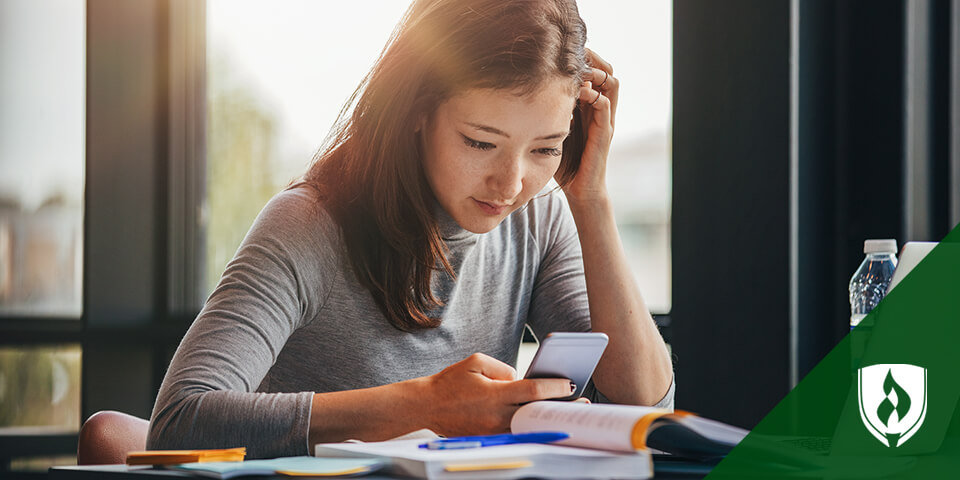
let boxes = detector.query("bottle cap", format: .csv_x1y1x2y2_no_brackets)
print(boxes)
864,239,897,254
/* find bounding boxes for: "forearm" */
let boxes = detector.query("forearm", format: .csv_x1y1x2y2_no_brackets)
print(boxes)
309,354,576,446
309,377,428,446
148,389,314,459
568,194,673,406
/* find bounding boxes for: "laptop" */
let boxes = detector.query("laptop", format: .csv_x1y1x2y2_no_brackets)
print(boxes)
885,241,938,294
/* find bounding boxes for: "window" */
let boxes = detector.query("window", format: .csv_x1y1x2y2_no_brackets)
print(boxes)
0,0,85,318
205,1,410,295
578,1,672,314
0,346,81,429
204,0,673,314
0,0,85,434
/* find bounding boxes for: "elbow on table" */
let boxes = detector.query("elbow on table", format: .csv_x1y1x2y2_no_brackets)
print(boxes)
145,392,202,450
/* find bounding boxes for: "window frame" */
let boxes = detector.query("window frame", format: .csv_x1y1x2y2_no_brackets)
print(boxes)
0,0,205,470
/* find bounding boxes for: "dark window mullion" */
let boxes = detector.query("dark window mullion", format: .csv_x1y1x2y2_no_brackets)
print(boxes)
0,319,82,345
84,0,167,422
673,0,792,429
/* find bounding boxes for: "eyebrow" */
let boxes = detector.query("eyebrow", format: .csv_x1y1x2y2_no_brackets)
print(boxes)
464,122,569,141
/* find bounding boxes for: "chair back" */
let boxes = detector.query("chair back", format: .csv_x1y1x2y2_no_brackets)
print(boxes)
77,410,150,465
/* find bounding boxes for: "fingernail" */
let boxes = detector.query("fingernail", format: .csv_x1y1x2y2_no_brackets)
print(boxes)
570,382,577,393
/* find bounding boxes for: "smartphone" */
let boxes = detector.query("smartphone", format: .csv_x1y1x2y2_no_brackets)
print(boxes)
523,332,609,401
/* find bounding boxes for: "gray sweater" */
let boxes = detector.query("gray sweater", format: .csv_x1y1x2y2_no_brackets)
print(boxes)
148,186,674,458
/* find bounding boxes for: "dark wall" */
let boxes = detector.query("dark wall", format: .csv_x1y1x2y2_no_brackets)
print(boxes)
796,0,907,386
672,0,792,429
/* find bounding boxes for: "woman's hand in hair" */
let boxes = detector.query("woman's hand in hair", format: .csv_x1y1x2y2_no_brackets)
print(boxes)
416,353,573,436
560,48,619,205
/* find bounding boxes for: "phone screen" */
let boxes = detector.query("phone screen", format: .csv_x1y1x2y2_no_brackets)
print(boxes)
523,332,608,400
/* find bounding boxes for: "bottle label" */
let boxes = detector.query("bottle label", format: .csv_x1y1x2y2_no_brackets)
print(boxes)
850,313,867,329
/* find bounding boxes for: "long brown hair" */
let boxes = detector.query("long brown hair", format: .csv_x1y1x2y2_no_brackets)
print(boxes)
302,0,590,331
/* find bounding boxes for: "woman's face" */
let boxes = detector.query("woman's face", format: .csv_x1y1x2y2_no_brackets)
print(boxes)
421,78,576,234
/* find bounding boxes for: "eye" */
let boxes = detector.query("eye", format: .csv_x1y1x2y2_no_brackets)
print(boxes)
461,134,495,151
534,147,563,157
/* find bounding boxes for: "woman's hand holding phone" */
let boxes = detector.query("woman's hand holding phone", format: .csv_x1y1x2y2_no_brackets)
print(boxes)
523,332,608,401
415,353,573,437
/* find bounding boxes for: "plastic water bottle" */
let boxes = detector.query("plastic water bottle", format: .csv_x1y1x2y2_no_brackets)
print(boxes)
848,239,899,330
849,239,897,370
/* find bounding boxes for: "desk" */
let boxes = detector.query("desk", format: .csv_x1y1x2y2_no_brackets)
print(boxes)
50,460,711,479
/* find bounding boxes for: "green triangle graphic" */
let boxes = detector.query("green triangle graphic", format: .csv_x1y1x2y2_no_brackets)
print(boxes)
706,225,960,478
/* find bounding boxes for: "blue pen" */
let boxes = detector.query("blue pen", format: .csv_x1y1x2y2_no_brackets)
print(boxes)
419,432,569,450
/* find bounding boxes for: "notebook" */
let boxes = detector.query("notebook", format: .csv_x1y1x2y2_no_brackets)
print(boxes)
126,448,246,465
314,438,652,480
171,456,384,479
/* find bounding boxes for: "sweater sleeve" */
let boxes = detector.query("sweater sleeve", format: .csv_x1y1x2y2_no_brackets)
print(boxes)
147,188,337,458
524,191,675,410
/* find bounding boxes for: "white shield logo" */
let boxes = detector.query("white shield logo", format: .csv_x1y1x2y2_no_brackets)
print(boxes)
857,364,927,447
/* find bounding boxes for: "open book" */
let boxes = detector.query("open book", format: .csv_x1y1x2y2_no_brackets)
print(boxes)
511,401,748,459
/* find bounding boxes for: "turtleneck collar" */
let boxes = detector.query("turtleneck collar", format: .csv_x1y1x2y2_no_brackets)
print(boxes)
433,201,478,243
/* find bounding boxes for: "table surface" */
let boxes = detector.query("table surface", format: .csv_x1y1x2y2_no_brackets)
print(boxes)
49,460,711,480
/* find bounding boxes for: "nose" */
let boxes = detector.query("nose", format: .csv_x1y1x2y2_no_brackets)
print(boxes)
487,152,524,202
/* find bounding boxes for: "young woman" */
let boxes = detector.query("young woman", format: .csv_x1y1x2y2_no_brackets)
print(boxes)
148,0,673,459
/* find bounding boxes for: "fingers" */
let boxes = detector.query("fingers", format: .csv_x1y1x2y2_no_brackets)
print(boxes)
464,352,518,381
583,49,618,129
586,67,616,93
424,354,582,436
578,83,612,130
507,378,575,404
585,48,613,75
579,82,602,106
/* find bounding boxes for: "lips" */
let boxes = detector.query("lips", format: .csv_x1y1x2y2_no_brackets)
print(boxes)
473,198,510,216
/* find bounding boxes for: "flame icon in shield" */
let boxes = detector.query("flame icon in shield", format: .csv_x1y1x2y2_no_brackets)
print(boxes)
858,364,927,447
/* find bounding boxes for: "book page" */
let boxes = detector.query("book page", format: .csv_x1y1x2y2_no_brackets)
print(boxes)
674,415,748,445
511,401,668,452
